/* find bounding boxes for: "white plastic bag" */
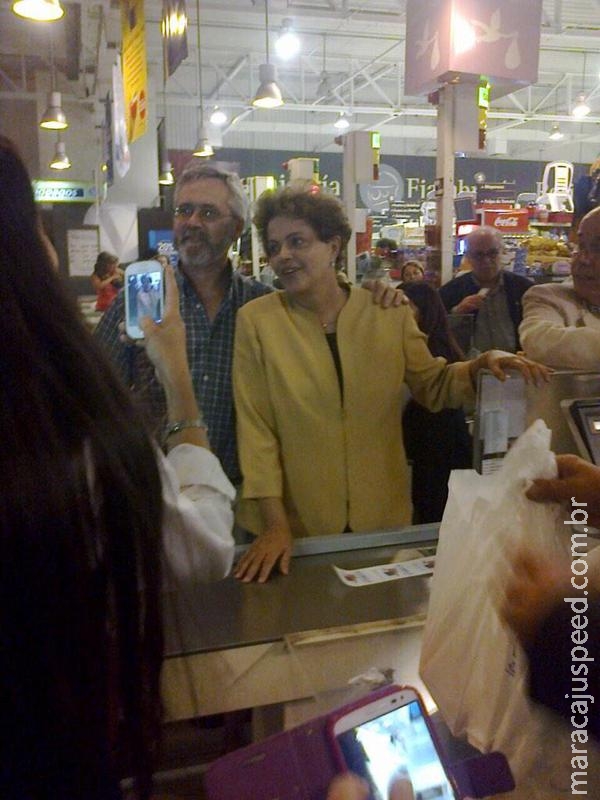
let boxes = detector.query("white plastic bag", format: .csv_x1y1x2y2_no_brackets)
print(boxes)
420,420,571,786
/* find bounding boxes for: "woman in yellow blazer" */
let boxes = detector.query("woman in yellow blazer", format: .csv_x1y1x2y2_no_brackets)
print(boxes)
233,185,548,583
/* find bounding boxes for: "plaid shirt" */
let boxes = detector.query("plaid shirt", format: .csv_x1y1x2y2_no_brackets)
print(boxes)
94,264,269,484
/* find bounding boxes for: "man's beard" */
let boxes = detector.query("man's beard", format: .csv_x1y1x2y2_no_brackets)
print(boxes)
177,231,221,270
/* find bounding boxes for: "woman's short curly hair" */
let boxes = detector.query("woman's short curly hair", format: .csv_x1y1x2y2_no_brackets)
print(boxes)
253,182,352,267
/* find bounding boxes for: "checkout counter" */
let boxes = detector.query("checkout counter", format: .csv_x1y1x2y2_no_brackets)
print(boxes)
161,526,438,726
162,370,600,732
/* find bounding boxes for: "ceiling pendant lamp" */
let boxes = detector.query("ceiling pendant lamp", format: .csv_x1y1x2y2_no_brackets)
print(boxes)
252,0,283,109
12,0,64,21
549,124,564,141
158,162,175,185
40,90,67,129
572,53,590,119
192,0,213,158
572,94,590,119
193,124,214,157
40,36,68,130
49,137,70,170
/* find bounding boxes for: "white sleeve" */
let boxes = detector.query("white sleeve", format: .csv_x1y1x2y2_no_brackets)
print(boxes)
157,443,236,584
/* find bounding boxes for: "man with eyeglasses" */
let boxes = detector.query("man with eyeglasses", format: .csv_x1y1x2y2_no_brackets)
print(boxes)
520,205,600,368
95,163,402,487
439,226,533,354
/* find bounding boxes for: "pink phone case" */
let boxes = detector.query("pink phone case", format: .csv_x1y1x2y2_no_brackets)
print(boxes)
203,685,514,800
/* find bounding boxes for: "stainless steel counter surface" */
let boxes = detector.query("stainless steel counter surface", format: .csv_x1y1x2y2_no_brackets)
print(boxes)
163,525,439,658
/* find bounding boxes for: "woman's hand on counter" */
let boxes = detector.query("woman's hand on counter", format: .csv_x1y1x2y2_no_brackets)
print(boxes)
234,498,293,583
234,526,293,583
468,350,552,387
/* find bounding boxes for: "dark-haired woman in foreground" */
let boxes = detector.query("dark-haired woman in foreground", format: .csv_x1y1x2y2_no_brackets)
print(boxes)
0,136,234,799
232,184,548,583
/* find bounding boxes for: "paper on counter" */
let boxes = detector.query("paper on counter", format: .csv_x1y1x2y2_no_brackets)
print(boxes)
333,556,435,587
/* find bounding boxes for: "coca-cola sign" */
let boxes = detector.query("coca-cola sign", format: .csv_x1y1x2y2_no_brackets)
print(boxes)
480,208,529,233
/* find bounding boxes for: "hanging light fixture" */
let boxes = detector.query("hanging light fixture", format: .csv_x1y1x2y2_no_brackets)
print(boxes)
572,94,590,118
333,112,350,130
210,106,227,126
252,0,283,109
40,36,67,130
49,136,70,170
572,53,590,118
274,18,300,61
159,161,175,185
549,124,564,141
192,0,213,157
40,90,67,129
12,0,64,21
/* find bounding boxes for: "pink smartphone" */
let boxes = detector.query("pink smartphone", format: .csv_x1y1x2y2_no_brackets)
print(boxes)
328,685,458,800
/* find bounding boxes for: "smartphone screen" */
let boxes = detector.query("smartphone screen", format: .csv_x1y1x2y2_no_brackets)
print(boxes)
336,699,456,800
125,263,164,338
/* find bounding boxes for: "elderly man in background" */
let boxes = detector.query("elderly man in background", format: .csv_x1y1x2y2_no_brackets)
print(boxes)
439,226,533,354
519,206,600,369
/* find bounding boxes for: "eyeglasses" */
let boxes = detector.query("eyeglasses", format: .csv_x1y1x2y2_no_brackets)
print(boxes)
173,203,232,223
469,248,500,261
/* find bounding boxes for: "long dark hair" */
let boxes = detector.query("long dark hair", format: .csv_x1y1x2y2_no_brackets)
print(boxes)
402,282,464,363
0,137,163,798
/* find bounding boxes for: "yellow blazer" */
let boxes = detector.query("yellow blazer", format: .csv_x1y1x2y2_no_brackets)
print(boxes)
233,288,473,537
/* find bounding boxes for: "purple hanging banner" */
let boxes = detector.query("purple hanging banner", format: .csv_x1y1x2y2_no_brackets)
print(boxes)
405,0,543,97
162,0,189,80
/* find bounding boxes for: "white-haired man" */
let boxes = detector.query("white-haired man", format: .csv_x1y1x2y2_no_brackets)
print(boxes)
439,226,532,354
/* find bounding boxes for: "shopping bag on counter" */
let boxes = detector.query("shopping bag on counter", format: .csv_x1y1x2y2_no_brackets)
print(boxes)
419,419,571,786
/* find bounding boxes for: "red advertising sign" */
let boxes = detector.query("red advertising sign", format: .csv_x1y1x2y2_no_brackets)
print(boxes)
480,208,530,233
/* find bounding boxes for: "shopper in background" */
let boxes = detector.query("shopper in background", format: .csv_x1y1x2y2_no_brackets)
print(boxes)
502,454,600,740
399,259,425,286
439,226,532,354
233,184,548,583
402,283,472,523
91,250,124,312
0,136,234,799
95,163,405,486
520,205,600,369
572,156,600,238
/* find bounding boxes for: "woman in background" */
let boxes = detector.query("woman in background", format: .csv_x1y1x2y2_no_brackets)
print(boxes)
91,250,124,311
0,136,234,799
402,282,472,523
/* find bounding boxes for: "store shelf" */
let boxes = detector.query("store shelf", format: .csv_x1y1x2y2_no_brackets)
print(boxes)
529,221,572,228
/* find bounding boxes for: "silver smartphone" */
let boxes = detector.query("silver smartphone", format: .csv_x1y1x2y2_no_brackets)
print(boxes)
124,260,165,339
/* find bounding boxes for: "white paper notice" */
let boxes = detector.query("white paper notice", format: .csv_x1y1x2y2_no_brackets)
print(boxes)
333,556,435,587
